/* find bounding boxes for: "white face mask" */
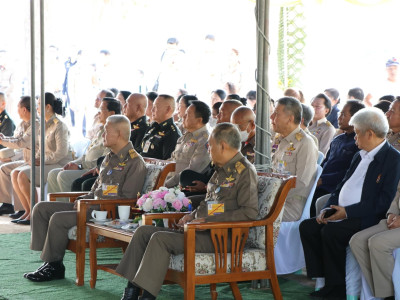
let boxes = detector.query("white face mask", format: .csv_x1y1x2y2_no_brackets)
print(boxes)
235,123,250,142
239,129,250,142
209,117,217,128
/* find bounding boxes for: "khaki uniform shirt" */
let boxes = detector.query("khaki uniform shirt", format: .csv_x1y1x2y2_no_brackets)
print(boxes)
1,118,40,163
309,117,336,155
192,152,258,223
387,131,400,152
165,125,210,188
387,182,400,216
36,115,72,165
82,142,147,200
272,127,318,221
241,134,255,164
304,127,319,148
72,126,107,169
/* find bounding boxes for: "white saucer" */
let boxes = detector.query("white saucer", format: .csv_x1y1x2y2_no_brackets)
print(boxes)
90,218,111,225
104,219,133,229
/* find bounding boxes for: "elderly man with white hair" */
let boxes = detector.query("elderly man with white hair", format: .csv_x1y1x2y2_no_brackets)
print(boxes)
299,107,400,299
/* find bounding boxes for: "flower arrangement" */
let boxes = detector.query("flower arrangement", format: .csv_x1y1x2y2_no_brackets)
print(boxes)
137,186,192,213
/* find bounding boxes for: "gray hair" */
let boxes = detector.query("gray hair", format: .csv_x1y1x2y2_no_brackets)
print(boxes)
277,97,302,125
301,104,314,127
211,123,241,150
106,115,131,141
349,107,389,138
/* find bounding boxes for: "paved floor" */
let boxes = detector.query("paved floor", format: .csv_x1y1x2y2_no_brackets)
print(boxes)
0,215,30,234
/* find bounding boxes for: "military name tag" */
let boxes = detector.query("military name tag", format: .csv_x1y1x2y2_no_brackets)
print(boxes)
143,141,151,153
207,201,224,216
102,184,118,196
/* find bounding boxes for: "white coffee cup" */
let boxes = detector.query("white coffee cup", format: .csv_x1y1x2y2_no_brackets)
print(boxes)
91,210,108,221
118,205,131,221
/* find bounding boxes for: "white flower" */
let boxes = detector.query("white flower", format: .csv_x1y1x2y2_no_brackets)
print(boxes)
159,187,168,191
164,192,176,203
169,188,175,194
174,188,181,195
177,192,185,200
142,198,154,212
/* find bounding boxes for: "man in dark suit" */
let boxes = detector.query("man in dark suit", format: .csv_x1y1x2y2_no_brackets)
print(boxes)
299,107,400,299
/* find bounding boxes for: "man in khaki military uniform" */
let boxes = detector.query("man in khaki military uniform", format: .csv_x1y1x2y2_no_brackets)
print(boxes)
116,123,258,300
24,115,147,282
164,101,210,188
300,103,319,147
271,97,318,221
216,99,242,123
231,106,256,164
350,185,400,299
386,98,400,151
0,96,39,218
140,94,181,160
47,98,120,193
309,93,336,155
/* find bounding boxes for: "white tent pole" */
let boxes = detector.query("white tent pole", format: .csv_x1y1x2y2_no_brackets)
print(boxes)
30,0,36,209
255,0,271,169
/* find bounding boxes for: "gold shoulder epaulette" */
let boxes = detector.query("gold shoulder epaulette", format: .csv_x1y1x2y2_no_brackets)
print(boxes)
129,149,138,159
295,132,303,141
235,161,246,174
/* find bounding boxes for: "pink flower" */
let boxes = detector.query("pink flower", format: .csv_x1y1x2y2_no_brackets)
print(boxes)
153,198,166,210
172,199,183,211
182,197,190,207
137,197,146,207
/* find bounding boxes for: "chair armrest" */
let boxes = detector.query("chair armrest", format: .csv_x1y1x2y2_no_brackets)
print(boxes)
184,220,261,231
48,192,88,203
142,212,189,225
77,198,138,207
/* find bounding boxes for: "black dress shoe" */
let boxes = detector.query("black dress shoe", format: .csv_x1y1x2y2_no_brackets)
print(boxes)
121,287,140,300
24,262,65,282
0,203,14,215
11,218,21,224
9,210,25,219
17,219,30,225
23,262,49,278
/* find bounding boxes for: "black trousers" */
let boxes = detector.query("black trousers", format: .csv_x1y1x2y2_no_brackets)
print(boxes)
71,174,98,192
299,217,361,287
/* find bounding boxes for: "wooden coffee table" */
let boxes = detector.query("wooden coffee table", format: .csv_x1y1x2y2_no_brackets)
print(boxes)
87,222,135,288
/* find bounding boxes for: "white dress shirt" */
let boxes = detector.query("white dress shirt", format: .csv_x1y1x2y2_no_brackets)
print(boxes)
338,141,386,207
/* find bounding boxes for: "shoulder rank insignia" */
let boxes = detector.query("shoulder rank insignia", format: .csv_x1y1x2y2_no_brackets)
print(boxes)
132,124,140,130
53,118,59,124
129,149,138,159
295,132,303,141
226,175,235,182
235,161,246,174
120,154,124,159
158,131,165,136
326,121,332,127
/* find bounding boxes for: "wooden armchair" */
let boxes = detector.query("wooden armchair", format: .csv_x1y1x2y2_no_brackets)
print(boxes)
47,158,175,286
142,173,296,300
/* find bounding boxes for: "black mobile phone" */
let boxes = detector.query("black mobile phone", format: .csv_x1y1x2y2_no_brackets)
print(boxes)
323,208,337,218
